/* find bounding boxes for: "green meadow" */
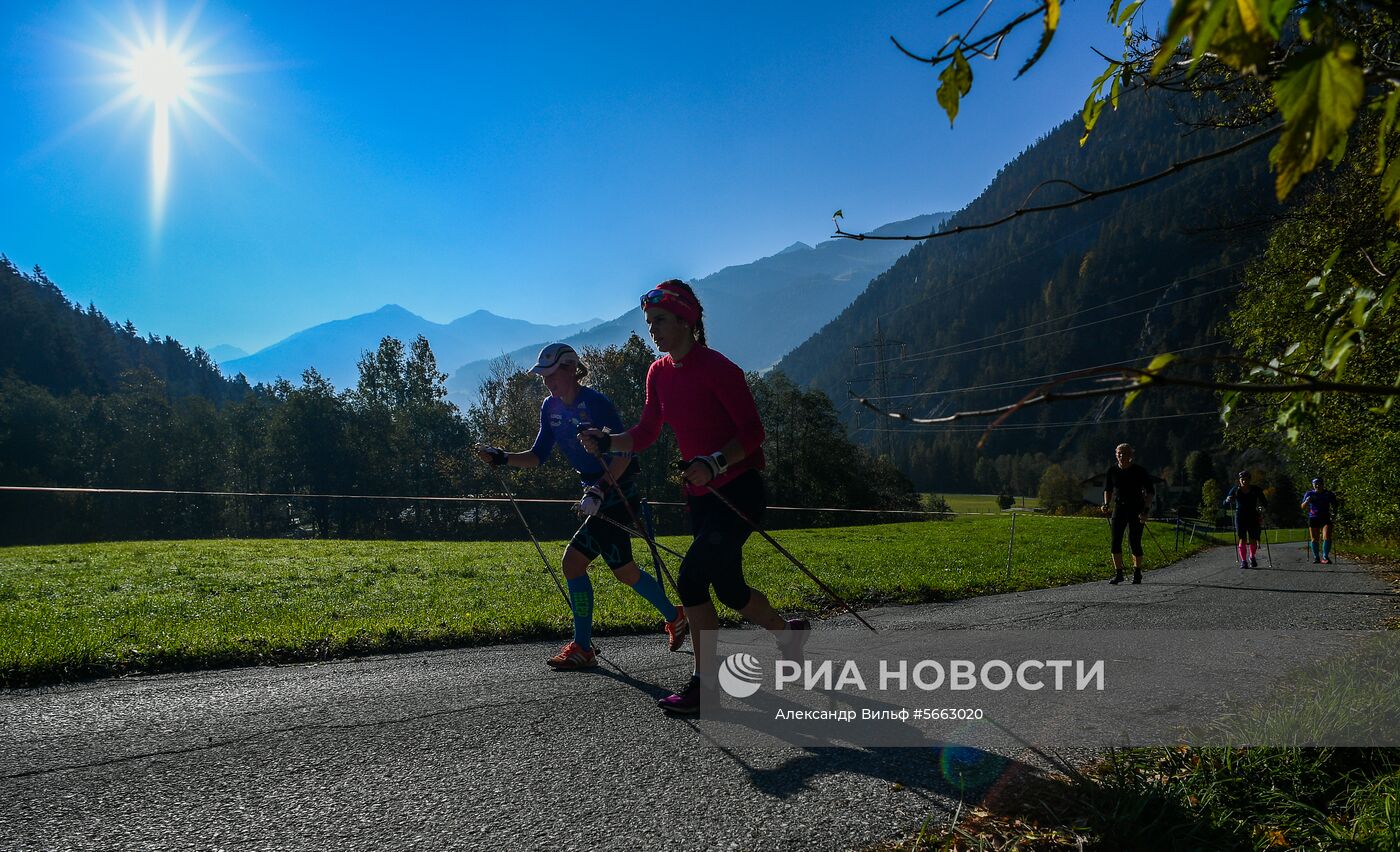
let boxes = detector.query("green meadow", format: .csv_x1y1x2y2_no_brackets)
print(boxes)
4,514,1179,686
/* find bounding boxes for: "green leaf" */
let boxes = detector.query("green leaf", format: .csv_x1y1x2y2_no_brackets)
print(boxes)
1264,0,1293,35
1234,0,1263,35
1220,390,1239,422
1151,0,1206,77
1268,42,1365,200
1114,0,1145,27
1124,354,1174,409
936,48,974,127
1080,61,1118,144
1189,0,1234,68
1374,87,1400,169
1145,353,1178,373
1381,146,1400,225
1017,0,1061,78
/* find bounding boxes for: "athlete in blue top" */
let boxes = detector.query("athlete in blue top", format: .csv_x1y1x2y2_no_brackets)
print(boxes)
1221,470,1267,569
475,343,688,668
1300,477,1341,565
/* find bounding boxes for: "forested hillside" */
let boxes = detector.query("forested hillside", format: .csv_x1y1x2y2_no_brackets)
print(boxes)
777,87,1281,495
0,257,251,404
0,261,913,543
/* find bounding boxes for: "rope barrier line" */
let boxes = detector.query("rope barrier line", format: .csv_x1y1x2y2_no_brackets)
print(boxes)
0,484,1178,522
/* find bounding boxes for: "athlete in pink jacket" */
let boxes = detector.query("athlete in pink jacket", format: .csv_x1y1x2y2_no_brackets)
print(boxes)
581,279,808,714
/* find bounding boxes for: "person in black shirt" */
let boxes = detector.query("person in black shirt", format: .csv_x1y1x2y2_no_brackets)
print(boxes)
1101,442,1155,584
1221,470,1268,569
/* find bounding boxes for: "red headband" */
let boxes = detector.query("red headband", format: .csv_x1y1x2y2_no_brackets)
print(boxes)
640,283,701,325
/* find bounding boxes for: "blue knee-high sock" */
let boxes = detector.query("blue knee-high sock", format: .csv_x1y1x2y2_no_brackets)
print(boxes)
567,575,594,650
627,569,678,621
1310,540,1320,559
1322,539,1332,559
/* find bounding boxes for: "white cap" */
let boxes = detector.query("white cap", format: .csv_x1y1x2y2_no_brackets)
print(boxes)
529,343,579,376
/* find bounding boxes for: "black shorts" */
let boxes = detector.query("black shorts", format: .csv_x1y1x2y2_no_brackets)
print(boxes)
1109,513,1144,556
1234,516,1262,540
1308,516,1332,529
677,470,766,610
568,479,639,570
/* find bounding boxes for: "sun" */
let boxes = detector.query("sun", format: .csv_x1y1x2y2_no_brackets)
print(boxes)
68,2,259,232
128,43,193,107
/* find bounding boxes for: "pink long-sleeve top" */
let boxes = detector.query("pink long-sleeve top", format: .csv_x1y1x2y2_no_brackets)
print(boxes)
629,345,766,495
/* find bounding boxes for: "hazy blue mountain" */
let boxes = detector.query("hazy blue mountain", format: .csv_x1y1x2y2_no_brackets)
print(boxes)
224,304,602,390
446,212,949,401
206,344,248,363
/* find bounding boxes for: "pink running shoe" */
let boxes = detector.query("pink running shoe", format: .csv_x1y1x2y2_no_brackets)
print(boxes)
657,679,703,714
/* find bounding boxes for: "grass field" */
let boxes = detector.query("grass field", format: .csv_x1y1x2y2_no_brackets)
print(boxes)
922,493,1039,513
1,513,1175,687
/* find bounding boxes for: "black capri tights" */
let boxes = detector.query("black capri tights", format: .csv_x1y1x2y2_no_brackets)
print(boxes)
1110,513,1144,556
677,470,766,611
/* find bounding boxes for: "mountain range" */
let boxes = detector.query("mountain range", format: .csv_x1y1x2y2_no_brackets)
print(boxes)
444,212,949,401
220,307,602,391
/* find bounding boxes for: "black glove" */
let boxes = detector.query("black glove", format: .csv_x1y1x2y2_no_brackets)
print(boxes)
479,445,508,466
576,426,611,454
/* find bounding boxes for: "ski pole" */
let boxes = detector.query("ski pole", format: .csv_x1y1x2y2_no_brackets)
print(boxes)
492,467,573,615
1263,524,1273,568
641,500,664,586
688,468,877,633
577,431,679,592
1142,517,1169,563
589,509,688,562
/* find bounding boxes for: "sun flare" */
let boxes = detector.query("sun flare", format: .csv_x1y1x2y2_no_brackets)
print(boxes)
69,2,258,232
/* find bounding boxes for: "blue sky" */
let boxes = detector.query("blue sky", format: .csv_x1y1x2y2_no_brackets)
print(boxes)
2,1,1149,353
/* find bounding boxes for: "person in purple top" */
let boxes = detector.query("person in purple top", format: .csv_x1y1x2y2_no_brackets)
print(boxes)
1300,477,1341,565
475,343,688,670
1222,470,1268,569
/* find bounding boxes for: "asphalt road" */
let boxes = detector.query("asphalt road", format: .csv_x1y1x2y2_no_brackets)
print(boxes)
2,541,1395,851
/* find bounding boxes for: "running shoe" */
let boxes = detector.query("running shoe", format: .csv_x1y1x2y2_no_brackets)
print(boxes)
1240,560,1249,570
1132,570,1142,584
657,679,703,714
1250,557,1258,568
1109,573,1125,585
1313,556,1322,564
664,606,689,652
546,641,597,670
1320,557,1332,565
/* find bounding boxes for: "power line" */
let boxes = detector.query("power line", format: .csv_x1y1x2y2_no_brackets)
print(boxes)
871,171,1189,324
857,274,1246,370
851,318,911,457
858,260,1247,369
856,340,1227,402
851,409,1219,434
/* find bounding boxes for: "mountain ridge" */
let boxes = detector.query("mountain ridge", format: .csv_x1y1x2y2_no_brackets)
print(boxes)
223,306,602,390
445,211,952,401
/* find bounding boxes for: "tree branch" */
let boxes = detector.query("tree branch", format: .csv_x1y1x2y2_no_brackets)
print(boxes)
851,358,1400,448
833,123,1283,241
890,3,1046,66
